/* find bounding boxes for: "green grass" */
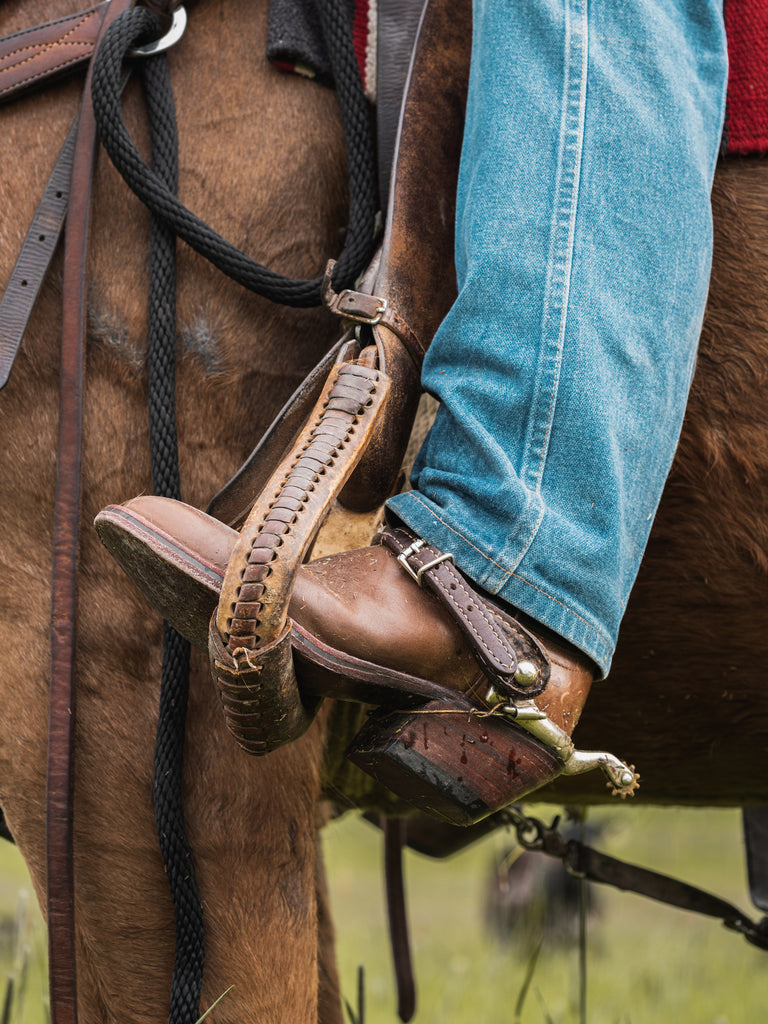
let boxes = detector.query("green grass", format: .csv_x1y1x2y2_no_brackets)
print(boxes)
322,806,766,1024
1,806,765,1023
0,847,47,1024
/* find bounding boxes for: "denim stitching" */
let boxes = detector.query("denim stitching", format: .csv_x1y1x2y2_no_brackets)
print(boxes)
524,0,588,495
485,0,590,587
506,569,612,658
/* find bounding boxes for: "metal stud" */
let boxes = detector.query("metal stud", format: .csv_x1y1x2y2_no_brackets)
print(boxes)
513,660,539,688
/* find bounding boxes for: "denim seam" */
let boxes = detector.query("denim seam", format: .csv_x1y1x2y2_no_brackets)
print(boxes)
523,0,588,494
485,0,589,588
402,493,611,659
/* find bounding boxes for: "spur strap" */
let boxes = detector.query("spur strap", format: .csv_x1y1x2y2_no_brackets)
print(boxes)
0,4,108,104
46,5,135,1024
380,527,551,700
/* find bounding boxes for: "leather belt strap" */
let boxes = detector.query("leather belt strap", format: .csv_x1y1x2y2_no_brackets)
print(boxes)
380,527,551,700
383,817,415,1023
322,266,426,370
0,4,108,105
0,121,77,390
744,806,768,913
207,0,472,521
46,5,135,1024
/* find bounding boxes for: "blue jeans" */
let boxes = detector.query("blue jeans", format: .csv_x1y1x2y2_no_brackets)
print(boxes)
388,0,728,677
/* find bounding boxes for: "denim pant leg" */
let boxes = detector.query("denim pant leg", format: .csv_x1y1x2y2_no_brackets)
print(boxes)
388,0,728,677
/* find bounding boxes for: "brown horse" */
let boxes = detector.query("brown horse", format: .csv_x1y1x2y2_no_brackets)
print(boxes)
0,1,352,1020
1,1,768,1023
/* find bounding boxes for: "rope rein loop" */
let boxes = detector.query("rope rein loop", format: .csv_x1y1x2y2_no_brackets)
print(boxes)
91,2,378,307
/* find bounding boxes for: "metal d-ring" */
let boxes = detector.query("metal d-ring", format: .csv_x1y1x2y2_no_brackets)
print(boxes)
129,6,187,58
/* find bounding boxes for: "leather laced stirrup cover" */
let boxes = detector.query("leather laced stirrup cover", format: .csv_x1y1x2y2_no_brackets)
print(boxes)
208,348,392,753
202,0,474,755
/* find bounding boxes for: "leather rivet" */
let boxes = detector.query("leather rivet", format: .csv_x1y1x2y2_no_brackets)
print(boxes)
513,661,539,688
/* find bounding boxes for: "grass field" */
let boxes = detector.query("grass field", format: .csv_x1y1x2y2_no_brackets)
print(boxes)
1,805,765,1023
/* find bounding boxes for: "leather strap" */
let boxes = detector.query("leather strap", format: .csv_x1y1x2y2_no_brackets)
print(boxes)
380,527,551,700
744,806,768,913
0,120,77,390
337,0,471,512
207,0,472,519
383,817,416,1023
210,350,393,754
567,835,768,950
375,0,427,206
506,809,768,952
322,265,426,370
46,5,135,1024
205,337,347,527
0,4,108,105
372,0,469,352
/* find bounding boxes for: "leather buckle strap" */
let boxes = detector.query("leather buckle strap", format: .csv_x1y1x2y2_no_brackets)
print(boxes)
322,260,427,370
0,4,108,106
395,537,455,584
380,526,551,701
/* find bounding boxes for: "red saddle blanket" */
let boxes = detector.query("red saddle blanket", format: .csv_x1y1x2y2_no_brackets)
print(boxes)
724,0,768,154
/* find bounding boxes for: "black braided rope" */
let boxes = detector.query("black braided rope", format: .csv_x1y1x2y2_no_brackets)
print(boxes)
87,5,378,1018
91,2,378,307
140,27,205,1024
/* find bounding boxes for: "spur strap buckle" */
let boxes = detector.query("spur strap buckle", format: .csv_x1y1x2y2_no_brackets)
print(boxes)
396,539,455,586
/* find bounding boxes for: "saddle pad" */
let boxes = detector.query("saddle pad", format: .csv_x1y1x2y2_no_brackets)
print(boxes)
268,0,768,156
723,0,768,155
267,0,376,101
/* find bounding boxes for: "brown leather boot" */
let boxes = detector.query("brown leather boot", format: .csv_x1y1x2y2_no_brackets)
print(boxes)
95,496,637,824
288,529,599,824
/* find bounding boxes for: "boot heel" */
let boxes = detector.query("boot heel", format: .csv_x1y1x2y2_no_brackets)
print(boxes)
346,699,562,827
